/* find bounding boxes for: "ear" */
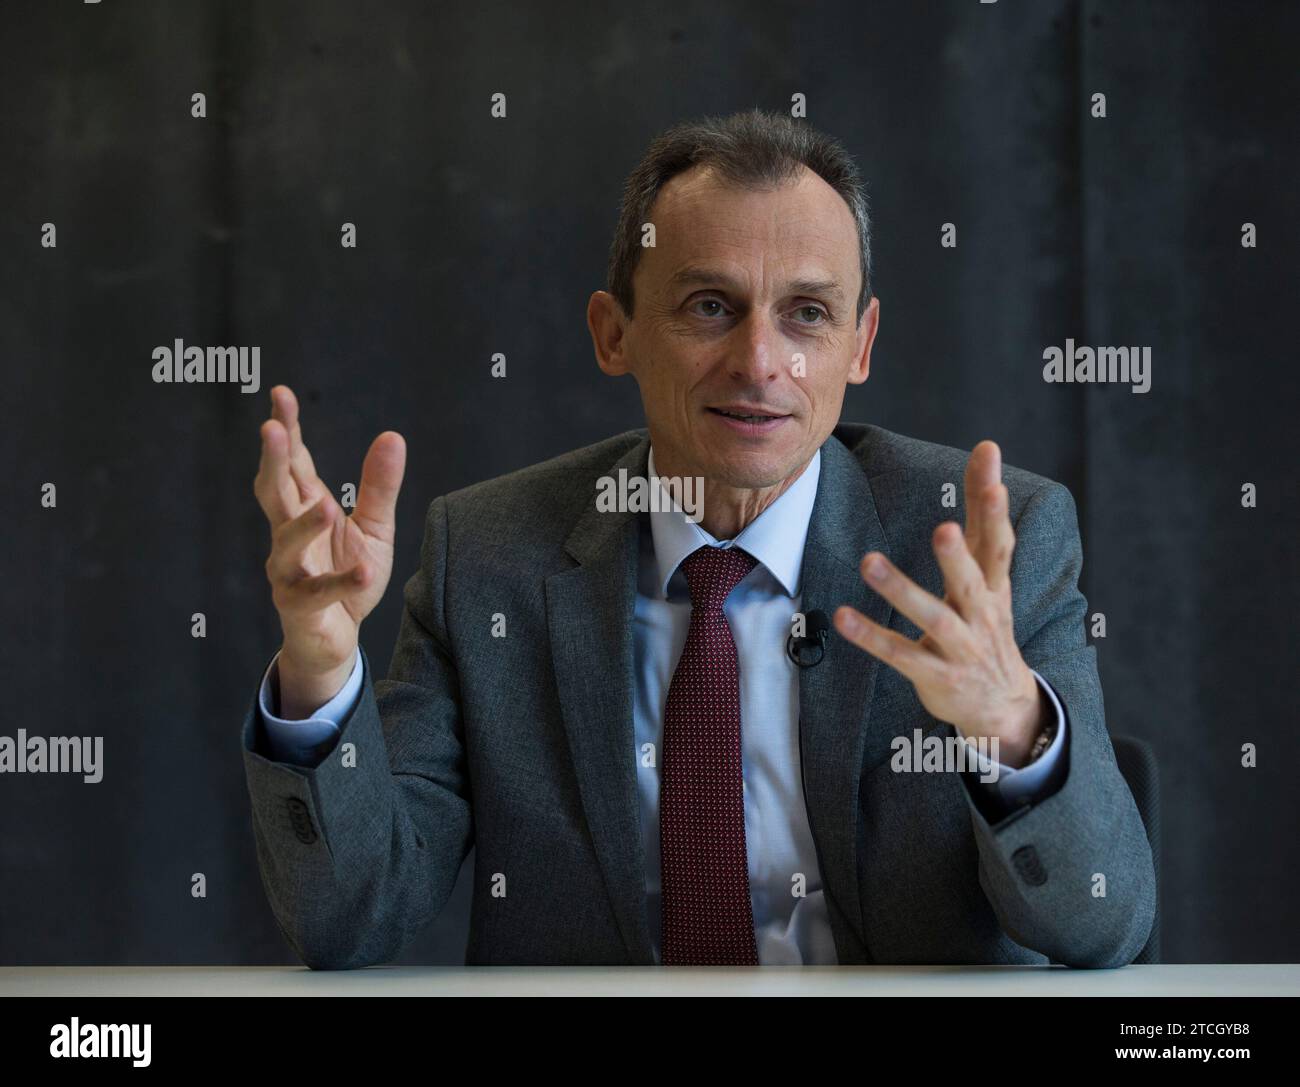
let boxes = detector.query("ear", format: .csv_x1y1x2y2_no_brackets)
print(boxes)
848,295,880,385
588,291,632,376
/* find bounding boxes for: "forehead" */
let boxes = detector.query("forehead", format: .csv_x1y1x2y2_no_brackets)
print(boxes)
643,163,859,285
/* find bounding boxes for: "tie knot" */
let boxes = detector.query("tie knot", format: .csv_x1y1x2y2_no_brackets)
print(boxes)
678,545,757,610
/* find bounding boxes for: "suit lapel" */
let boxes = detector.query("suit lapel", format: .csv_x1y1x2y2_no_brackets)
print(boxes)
798,434,893,953
545,434,653,963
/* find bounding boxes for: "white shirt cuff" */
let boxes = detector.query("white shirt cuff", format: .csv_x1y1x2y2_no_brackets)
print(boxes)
257,647,363,764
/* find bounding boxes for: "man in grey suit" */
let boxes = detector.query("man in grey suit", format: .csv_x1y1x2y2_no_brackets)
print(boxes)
243,110,1155,969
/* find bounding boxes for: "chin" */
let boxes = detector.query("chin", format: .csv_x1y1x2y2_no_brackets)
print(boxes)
703,449,802,490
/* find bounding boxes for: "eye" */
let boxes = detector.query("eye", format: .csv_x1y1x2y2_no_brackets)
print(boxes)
688,297,729,318
792,305,827,325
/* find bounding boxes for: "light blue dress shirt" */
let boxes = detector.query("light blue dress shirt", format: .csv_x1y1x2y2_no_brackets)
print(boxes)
258,445,1067,964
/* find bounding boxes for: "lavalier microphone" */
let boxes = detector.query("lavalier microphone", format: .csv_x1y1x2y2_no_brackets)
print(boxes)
786,609,830,668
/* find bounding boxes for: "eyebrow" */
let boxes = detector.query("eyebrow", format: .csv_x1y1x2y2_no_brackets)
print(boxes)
667,265,846,304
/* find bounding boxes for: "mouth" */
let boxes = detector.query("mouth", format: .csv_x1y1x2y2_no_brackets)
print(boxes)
705,404,792,434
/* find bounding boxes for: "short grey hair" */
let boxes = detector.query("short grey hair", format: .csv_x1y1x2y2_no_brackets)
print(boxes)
606,107,873,325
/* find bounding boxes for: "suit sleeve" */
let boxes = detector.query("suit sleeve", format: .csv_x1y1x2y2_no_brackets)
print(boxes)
959,481,1156,968
239,494,473,969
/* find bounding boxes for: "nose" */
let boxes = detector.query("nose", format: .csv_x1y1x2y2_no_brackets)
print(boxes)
726,311,783,387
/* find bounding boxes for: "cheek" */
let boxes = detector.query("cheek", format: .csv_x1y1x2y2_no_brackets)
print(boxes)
800,369,835,409
803,347,856,404
637,354,698,424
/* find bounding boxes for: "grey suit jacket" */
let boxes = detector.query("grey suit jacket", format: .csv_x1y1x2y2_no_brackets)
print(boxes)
241,422,1156,969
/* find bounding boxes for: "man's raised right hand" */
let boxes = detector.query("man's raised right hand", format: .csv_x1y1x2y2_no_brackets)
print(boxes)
254,385,407,719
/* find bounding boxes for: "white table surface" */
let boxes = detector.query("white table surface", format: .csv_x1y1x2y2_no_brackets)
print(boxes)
1,964,1297,996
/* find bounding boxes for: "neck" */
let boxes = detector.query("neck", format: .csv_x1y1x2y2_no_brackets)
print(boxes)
652,446,813,540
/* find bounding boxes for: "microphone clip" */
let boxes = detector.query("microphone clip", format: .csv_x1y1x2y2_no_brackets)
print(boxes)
786,610,830,668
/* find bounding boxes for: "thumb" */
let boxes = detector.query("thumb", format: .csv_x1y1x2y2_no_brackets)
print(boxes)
353,431,406,542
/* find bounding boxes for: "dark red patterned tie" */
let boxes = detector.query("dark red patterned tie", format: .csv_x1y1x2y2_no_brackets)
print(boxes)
660,544,760,965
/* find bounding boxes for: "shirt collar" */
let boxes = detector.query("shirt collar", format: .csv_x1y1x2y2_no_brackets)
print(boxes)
646,444,821,599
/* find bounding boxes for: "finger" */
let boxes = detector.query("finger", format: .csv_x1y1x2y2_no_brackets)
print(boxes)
833,606,951,686
932,522,990,620
980,481,1015,594
270,385,327,505
963,440,1000,561
254,418,301,527
266,495,339,583
272,563,372,618
352,431,407,543
859,551,980,662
